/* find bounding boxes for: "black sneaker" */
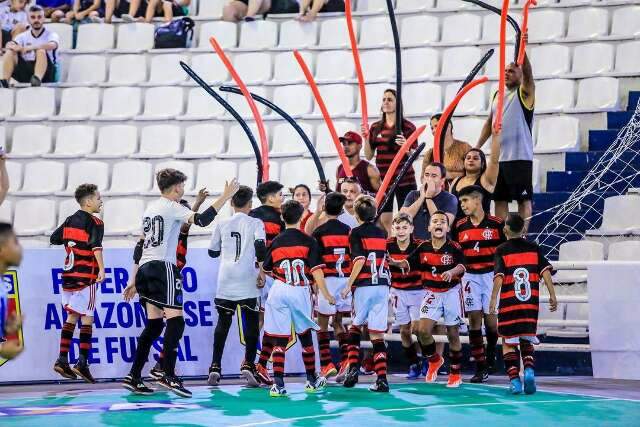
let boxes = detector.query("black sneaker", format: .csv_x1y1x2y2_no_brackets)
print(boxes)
470,369,489,383
159,375,192,398
0,79,9,89
53,359,77,380
369,378,389,393
122,375,154,395
72,359,96,384
343,365,359,388
149,363,164,381
240,362,259,388
29,75,42,87
207,364,221,386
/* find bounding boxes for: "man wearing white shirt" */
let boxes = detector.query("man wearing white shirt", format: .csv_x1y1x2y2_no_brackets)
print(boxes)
305,178,362,234
1,5,58,87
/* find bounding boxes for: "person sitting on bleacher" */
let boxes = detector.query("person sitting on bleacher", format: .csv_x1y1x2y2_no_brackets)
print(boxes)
296,0,344,22
0,0,28,49
36,0,72,23
63,0,104,24
1,5,59,87
103,0,145,23
222,0,271,22
142,0,189,23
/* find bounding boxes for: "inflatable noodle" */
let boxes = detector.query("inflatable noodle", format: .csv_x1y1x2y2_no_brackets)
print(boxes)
344,0,368,132
494,0,511,133
517,0,537,65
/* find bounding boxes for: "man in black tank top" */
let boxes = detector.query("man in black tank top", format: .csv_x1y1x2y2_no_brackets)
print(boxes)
333,131,381,195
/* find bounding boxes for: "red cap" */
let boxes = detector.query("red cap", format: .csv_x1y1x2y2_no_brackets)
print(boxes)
339,131,362,145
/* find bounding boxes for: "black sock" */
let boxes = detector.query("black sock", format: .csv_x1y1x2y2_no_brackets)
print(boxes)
58,321,75,361
242,304,260,365
162,316,185,378
212,308,233,367
79,324,93,360
403,343,419,366
130,318,164,379
486,329,498,363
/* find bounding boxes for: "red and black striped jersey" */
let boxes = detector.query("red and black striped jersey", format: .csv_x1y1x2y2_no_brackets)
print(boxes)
494,238,552,339
312,219,351,278
263,228,324,286
453,215,506,274
176,230,188,271
387,237,423,291
349,222,390,288
410,240,465,292
249,205,284,248
368,118,417,188
50,210,104,291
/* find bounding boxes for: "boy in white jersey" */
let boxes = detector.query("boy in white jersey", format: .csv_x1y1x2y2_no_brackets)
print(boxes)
123,168,238,398
206,185,266,388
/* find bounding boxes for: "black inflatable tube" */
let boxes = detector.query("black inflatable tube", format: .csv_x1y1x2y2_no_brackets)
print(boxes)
219,85,328,190
180,62,263,187
386,0,403,138
462,0,521,63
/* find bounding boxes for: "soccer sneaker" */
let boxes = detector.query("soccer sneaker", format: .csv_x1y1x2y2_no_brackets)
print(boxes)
256,364,274,386
425,355,444,383
523,368,537,395
446,373,462,388
207,364,221,386
335,360,349,383
369,378,390,393
122,375,154,395
305,375,327,394
421,357,429,376
149,363,164,381
269,384,287,397
360,357,375,375
406,363,421,380
72,359,96,384
469,369,489,383
510,377,523,395
240,362,260,388
158,375,192,398
320,362,337,379
53,359,77,380
343,365,359,388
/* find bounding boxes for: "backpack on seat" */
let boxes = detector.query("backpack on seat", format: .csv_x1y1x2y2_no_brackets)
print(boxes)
154,17,195,49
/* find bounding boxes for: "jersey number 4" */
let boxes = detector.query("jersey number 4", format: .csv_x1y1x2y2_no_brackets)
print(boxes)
143,216,164,248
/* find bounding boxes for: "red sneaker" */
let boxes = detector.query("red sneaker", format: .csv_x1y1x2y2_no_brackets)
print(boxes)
446,373,462,388
321,362,338,379
255,364,273,386
336,360,349,383
425,355,444,383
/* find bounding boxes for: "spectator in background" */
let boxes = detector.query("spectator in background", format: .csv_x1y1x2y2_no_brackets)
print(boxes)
335,131,380,195
291,184,313,232
64,0,103,24
422,114,472,185
1,5,59,87
0,0,28,49
143,0,189,23
296,0,343,22
104,0,145,23
222,0,270,22
36,0,72,22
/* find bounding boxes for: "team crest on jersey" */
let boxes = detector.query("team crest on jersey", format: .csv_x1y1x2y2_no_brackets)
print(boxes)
482,229,494,240
441,254,454,265
0,271,23,368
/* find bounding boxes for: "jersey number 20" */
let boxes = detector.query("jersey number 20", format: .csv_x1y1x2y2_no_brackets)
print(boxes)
143,216,164,248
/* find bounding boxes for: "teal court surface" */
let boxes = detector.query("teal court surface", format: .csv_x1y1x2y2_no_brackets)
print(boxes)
1,378,639,426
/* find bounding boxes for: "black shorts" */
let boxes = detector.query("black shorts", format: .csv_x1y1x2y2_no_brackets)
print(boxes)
1,30,11,48
321,0,345,13
13,56,56,83
214,297,260,315
136,261,183,309
114,0,148,17
493,160,533,202
380,184,417,214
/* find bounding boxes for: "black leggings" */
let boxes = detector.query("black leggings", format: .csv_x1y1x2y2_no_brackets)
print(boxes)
212,298,260,367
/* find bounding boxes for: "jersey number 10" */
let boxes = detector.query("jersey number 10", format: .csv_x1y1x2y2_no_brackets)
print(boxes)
281,259,309,286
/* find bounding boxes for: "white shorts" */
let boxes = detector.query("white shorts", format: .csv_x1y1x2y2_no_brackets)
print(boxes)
352,286,389,333
62,284,97,316
463,272,495,314
263,281,318,337
317,276,352,316
420,285,464,327
504,335,540,345
260,275,275,310
391,288,426,326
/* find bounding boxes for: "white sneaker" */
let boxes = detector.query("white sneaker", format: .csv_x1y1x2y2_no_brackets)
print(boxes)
121,14,135,23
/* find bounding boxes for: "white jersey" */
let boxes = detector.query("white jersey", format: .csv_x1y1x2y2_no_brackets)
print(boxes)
0,6,27,32
139,198,194,267
12,27,59,63
338,210,358,229
209,212,266,300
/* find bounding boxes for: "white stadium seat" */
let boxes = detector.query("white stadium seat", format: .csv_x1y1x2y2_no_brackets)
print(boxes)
269,84,312,118
198,21,238,49
528,10,565,42
222,86,267,119
356,0,388,12
534,116,580,154
147,54,189,85
483,45,516,78
89,125,138,159
439,46,481,80
190,160,238,195
148,161,195,194
233,52,272,84
177,87,226,121
0,200,12,223
103,199,145,236
359,16,393,48
315,121,353,157
57,161,109,196
308,84,354,118
315,50,354,83
65,55,107,85
351,82,387,119
403,47,439,81
277,20,319,49
481,13,516,44
606,6,640,40
279,159,323,191
613,41,640,76
360,50,395,82
608,241,640,261
435,0,469,10
133,125,182,158
441,13,481,44
105,55,148,86
318,17,358,49
76,24,115,52
397,0,433,11
44,125,96,158
220,123,263,158
238,160,280,188
403,82,442,117
271,122,313,158
570,77,619,112
444,82,486,115
0,88,13,119
94,87,142,121
176,124,226,159
106,161,153,196
586,195,640,236
134,87,185,121
115,23,155,52
198,0,223,17
9,125,52,158
529,44,570,78
6,161,22,192
270,50,312,85
571,43,614,76
189,54,230,84
400,15,439,46
102,239,136,248
13,199,56,236
19,160,65,196
566,7,609,41
45,23,73,50
239,20,278,49
8,87,55,122
51,87,100,121
453,118,485,144
535,79,575,113
554,240,604,283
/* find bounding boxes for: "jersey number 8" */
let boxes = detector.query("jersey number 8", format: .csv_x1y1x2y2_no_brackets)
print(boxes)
513,267,532,302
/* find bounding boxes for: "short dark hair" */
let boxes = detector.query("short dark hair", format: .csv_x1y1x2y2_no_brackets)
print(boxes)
157,168,187,192
75,183,98,204
354,195,376,222
256,181,284,203
325,192,346,216
431,210,450,225
457,185,484,200
0,222,15,246
281,200,304,225
430,113,453,130
29,5,44,13
425,162,447,179
505,213,525,234
392,212,413,226
232,185,254,208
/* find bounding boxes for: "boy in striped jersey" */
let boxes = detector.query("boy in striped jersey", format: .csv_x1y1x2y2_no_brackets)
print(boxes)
490,213,557,395
0,223,23,361
453,185,506,381
387,213,424,379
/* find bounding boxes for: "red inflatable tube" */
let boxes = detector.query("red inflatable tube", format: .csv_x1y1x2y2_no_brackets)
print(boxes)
433,77,489,163
517,0,537,66
374,124,427,207
344,0,368,132
494,0,511,134
210,37,269,181
293,50,353,177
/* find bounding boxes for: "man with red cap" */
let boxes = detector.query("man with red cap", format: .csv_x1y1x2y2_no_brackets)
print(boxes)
325,131,381,196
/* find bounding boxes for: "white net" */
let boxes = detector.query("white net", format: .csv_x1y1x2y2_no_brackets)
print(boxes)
535,101,640,259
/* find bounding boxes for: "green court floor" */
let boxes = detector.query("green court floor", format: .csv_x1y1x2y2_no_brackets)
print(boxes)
0,382,638,426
